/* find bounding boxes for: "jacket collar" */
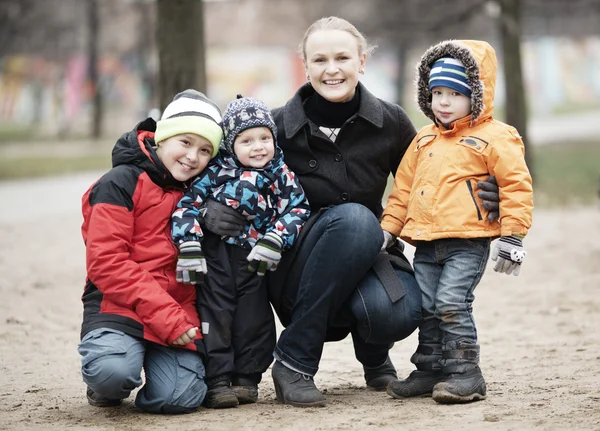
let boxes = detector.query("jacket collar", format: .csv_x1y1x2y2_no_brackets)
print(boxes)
283,82,384,139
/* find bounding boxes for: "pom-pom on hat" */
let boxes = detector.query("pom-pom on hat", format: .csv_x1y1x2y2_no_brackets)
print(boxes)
154,89,223,157
429,57,472,98
221,95,277,154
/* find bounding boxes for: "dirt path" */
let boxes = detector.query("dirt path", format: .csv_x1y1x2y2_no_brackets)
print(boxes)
1,173,599,430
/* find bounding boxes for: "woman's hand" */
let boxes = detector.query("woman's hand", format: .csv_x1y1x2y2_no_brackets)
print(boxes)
171,327,198,346
477,176,500,221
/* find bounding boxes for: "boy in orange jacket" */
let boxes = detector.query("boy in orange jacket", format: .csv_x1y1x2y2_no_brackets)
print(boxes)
380,40,533,404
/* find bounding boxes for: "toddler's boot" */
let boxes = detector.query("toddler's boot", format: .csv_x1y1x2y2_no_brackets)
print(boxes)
387,343,444,398
204,375,239,409
232,373,260,404
432,342,486,404
363,355,397,391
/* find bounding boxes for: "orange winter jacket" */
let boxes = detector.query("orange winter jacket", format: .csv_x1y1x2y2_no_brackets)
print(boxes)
381,40,533,242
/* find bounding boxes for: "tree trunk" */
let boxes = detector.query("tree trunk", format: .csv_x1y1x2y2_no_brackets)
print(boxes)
499,0,533,175
88,0,102,139
395,41,407,106
156,0,207,112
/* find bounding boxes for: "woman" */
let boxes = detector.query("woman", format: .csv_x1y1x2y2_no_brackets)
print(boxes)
203,16,500,407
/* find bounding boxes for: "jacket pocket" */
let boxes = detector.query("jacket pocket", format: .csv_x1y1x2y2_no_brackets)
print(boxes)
415,134,436,152
466,180,483,221
457,136,489,153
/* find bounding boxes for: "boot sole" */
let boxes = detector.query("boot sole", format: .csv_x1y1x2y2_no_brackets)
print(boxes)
204,394,239,409
432,387,486,404
386,386,433,399
273,380,326,408
232,386,258,404
87,396,121,407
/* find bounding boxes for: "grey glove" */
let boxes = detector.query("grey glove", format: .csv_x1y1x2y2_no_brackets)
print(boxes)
176,241,207,284
380,230,396,252
247,232,283,276
491,235,527,276
201,198,246,237
477,175,500,221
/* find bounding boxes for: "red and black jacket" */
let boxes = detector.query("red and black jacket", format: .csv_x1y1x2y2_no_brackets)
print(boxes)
80,118,204,355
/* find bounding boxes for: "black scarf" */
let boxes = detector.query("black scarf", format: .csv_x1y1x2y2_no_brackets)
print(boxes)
303,87,360,128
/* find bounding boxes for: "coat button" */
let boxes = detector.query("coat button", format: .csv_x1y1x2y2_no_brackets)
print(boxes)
416,231,421,236
334,153,343,162
341,193,349,201
429,152,433,157
421,190,424,196
309,159,317,168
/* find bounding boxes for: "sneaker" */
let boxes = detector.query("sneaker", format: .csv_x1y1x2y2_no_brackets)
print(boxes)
204,381,239,409
432,366,486,404
363,356,398,391
86,387,121,407
271,361,326,407
387,370,445,398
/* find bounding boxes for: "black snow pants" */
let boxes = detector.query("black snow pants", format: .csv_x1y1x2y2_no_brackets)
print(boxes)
198,231,276,384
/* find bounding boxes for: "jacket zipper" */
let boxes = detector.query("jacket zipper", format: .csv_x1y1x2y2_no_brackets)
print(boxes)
466,180,483,221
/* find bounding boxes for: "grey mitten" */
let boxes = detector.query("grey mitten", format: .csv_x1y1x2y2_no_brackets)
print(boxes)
477,175,500,221
491,235,527,276
176,241,208,284
201,198,246,237
380,230,396,252
247,232,283,276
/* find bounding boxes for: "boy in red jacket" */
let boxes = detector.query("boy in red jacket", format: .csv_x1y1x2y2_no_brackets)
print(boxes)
78,89,222,413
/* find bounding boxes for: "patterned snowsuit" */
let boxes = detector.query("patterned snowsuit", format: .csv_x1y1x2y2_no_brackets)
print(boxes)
172,148,310,383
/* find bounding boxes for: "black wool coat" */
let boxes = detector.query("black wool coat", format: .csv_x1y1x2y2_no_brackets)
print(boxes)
267,83,417,324
272,82,417,220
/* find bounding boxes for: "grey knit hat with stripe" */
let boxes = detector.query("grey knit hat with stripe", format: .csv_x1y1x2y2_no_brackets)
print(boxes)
222,95,277,154
429,57,472,97
154,89,223,157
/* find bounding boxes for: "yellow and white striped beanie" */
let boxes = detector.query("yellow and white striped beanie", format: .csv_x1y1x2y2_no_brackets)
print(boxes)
155,89,223,157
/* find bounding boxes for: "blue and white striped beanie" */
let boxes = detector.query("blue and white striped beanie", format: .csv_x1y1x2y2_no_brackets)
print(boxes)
429,57,472,98
222,95,277,155
154,89,223,157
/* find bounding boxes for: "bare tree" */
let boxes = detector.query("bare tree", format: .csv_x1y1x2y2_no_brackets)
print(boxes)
88,0,102,139
156,0,206,111
499,0,532,173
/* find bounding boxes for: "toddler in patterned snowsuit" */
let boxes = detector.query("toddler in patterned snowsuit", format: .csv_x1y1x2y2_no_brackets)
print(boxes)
171,95,310,409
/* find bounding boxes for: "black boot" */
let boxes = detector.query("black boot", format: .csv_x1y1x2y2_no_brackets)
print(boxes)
232,374,260,404
387,342,443,398
432,342,486,404
204,376,239,409
86,387,121,407
363,356,397,391
387,370,446,398
432,366,486,403
271,361,326,407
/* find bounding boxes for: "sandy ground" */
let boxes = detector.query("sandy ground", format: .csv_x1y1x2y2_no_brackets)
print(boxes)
1,171,599,430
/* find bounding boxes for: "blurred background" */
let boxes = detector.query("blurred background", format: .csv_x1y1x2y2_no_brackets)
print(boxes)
0,0,599,206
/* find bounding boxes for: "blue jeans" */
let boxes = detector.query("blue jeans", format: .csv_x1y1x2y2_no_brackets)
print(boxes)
78,328,206,414
413,238,490,358
273,203,421,375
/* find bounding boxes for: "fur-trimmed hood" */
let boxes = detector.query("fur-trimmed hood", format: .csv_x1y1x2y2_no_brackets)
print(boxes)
417,40,498,125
